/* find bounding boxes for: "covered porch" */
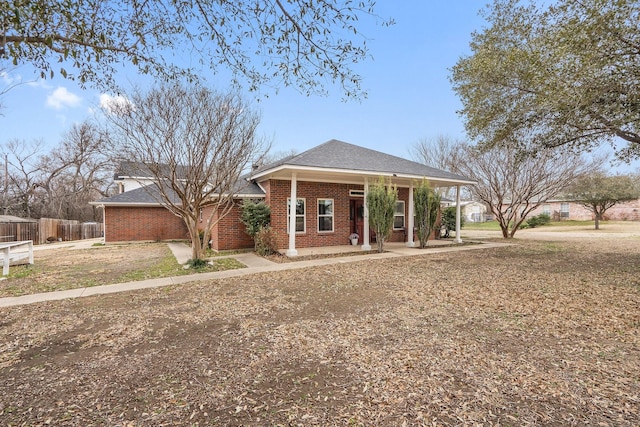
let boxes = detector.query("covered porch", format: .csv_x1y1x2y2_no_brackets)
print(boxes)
249,140,476,257
282,173,467,256
280,238,461,258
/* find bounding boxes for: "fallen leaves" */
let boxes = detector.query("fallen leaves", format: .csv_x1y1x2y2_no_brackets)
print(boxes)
0,237,639,425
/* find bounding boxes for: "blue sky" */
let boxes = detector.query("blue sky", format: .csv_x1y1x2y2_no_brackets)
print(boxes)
1,1,637,172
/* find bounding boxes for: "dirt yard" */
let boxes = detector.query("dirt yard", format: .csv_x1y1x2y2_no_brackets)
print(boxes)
0,232,639,425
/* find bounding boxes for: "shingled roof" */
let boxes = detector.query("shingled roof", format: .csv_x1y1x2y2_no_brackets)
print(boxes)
94,177,264,206
114,161,190,181
92,184,179,206
251,139,474,184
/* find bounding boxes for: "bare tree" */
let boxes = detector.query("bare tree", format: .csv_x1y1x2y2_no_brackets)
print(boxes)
3,139,44,218
104,85,268,261
409,134,467,199
2,121,114,221
450,144,598,238
409,134,464,171
38,121,114,221
260,148,298,167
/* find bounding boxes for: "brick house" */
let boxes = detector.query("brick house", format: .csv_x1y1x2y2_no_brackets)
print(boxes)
527,199,640,221
92,140,475,254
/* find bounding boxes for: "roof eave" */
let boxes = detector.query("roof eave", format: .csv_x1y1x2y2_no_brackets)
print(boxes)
252,165,476,186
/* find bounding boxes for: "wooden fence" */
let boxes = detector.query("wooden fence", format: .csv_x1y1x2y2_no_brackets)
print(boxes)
0,222,39,243
57,222,103,242
0,218,103,245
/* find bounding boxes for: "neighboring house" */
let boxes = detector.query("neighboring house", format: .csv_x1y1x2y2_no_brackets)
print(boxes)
528,199,640,221
91,140,475,254
442,200,488,223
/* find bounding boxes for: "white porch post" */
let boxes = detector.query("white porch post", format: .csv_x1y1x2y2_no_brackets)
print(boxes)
455,185,462,243
101,204,106,243
406,181,415,247
286,173,298,256
362,177,371,250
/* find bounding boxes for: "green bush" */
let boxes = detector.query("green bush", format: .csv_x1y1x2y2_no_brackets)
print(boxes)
367,177,398,253
442,207,465,234
255,226,279,256
186,258,209,269
523,213,551,229
414,180,441,248
240,200,271,250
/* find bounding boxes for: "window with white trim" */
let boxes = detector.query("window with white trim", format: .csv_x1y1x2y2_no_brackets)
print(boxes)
560,202,570,219
317,199,334,232
287,198,306,233
542,204,551,216
394,201,405,230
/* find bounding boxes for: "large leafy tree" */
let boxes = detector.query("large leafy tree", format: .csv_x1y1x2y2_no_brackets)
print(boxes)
1,0,391,98
565,173,640,230
450,143,596,238
451,0,640,161
104,84,267,262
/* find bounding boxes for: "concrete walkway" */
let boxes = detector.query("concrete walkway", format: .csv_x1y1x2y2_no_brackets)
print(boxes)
0,241,509,308
166,242,279,268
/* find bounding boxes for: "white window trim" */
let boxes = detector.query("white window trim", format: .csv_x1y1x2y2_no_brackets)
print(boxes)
317,198,334,233
287,198,306,234
394,200,406,230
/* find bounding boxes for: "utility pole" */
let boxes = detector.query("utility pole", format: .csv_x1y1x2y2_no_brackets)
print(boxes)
3,153,7,215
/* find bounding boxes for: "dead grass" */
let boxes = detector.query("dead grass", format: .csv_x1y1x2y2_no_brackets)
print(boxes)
0,243,245,297
0,237,639,425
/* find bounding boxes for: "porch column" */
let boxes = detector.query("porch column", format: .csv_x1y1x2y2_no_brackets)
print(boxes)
286,173,298,256
455,185,462,243
362,177,371,250
101,204,106,243
406,181,415,247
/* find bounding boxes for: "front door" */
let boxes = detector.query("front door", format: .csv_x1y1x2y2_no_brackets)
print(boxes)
350,199,365,244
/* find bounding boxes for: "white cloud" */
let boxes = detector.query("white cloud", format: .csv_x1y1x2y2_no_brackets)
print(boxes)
46,86,81,110
26,79,50,89
99,93,133,115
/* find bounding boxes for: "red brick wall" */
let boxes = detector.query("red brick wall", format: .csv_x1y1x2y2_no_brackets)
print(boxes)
528,200,640,221
105,202,255,250
104,181,444,250
267,179,410,250
104,206,188,243
209,203,254,251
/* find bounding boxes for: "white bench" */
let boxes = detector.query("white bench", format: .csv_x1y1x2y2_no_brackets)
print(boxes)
0,241,34,276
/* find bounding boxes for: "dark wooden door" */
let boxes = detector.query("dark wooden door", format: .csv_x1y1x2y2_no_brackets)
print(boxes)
351,199,365,244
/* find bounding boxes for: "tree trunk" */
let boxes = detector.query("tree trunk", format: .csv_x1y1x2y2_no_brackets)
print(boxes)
500,223,510,238
185,220,203,262
594,214,601,230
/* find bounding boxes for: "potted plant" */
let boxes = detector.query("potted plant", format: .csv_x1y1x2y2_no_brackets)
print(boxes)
349,232,359,245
